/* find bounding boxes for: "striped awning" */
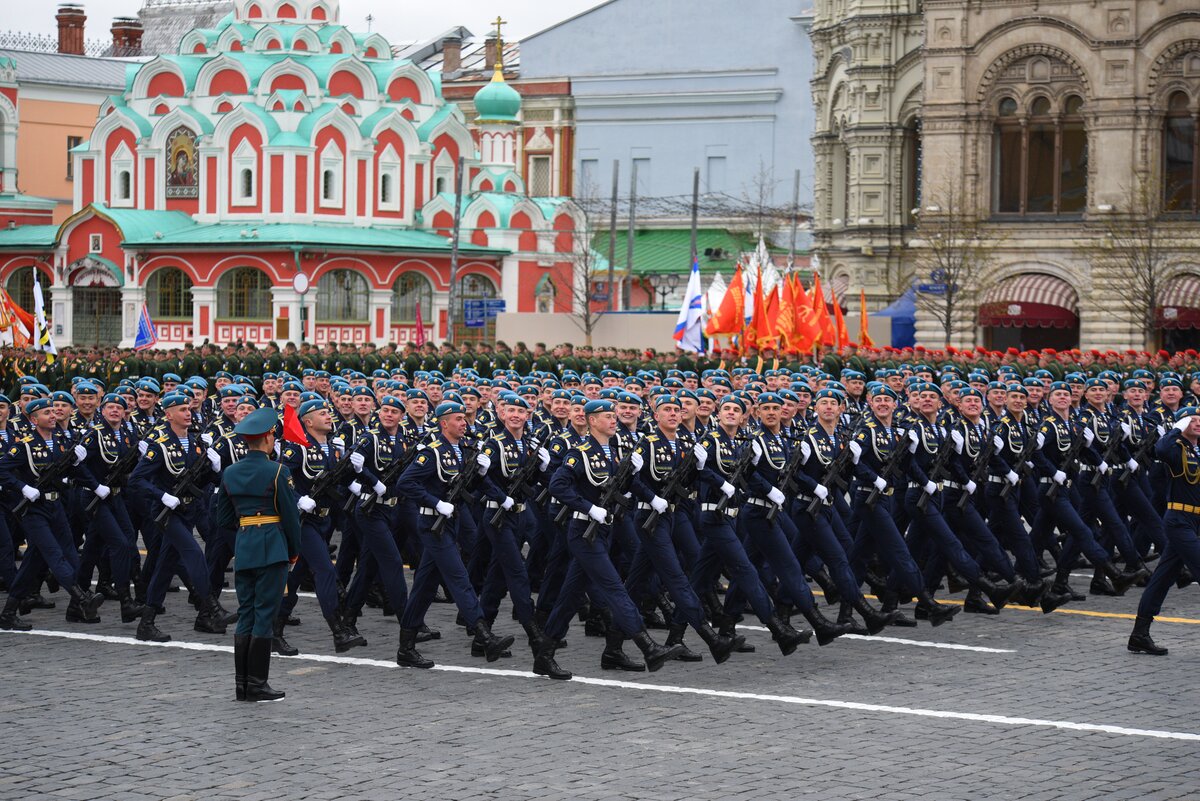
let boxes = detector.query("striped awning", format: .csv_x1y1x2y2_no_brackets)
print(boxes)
1157,274,1200,329
978,273,1079,329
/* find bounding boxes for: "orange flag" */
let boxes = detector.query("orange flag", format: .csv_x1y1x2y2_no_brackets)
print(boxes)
791,276,819,352
859,289,875,348
833,297,851,348
745,267,767,351
810,273,835,347
776,277,796,353
706,264,745,336
759,282,781,350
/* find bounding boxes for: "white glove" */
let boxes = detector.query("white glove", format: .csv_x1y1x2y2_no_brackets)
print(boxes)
950,430,964,454
1120,422,1132,439
435,500,454,517
501,496,514,511
349,480,363,495
331,437,345,450
720,481,735,498
813,484,829,500
297,495,316,513
767,486,786,506
1083,427,1095,445
206,448,222,472
965,480,977,495
94,484,111,500
588,504,608,524
201,432,213,447
1036,432,1045,449
1157,424,1167,437
161,492,180,509
350,452,365,472
274,440,281,457
800,441,812,463
1005,470,1019,486
750,441,762,464
1098,461,1109,474
907,430,919,453
138,440,149,456
848,440,862,463
373,481,387,496
692,442,708,469
993,435,1004,451
538,447,551,471
476,452,491,474
1126,459,1139,472
21,485,40,502
923,481,937,495
873,476,887,492
74,444,87,464
630,451,644,473
650,495,669,514
1052,470,1067,485
1175,417,1192,432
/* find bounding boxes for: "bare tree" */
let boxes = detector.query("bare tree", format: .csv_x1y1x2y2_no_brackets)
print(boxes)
563,177,607,347
909,186,1001,346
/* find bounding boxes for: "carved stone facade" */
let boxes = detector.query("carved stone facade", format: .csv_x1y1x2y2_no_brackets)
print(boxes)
811,0,1200,351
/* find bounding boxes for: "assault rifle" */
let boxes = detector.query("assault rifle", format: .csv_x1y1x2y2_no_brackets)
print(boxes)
1045,419,1088,502
153,450,212,527
957,425,999,511
84,436,141,514
582,448,638,543
640,441,696,532
916,428,957,512
767,438,808,523
14,446,78,517
430,442,479,535
865,428,909,509
1118,426,1159,489
714,436,755,514
356,434,423,515
1091,418,1126,489
805,428,859,516
304,438,364,516
488,431,546,528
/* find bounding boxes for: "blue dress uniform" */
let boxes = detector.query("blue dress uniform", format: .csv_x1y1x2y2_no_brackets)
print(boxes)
1129,409,1200,655
1113,393,1165,557
394,401,515,669
0,398,105,630
213,407,302,702
532,420,587,619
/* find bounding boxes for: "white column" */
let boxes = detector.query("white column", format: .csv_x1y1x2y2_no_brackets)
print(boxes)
53,285,72,348
191,285,216,345
501,254,521,312
271,286,302,344
433,289,450,345
369,287,391,345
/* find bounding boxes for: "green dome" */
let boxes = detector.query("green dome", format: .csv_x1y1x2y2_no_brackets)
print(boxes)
473,70,521,123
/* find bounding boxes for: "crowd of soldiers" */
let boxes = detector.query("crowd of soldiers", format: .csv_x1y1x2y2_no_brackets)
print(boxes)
1,338,1199,699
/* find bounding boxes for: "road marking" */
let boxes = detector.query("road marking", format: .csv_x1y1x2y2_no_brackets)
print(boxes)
4,627,1196,742
736,625,1015,653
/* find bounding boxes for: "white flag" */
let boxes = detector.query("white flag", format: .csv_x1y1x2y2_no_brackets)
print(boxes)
673,261,704,354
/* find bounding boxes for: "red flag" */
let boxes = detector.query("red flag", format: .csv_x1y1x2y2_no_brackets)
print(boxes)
706,264,745,336
414,300,426,347
282,402,311,447
859,289,875,348
811,273,835,347
833,298,851,348
745,267,767,353
776,278,795,353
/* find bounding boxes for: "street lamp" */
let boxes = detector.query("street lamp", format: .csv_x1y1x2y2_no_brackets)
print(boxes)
653,272,681,311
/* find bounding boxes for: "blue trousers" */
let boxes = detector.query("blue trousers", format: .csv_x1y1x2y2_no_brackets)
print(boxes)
79,497,137,589
545,519,643,641
940,489,1017,582
1042,485,1111,568
686,510,774,624
235,563,288,638
1116,474,1165,554
535,505,571,615
346,506,408,614
625,511,704,629
1137,510,1200,619
399,514,484,630
10,503,77,598
0,507,17,587
903,488,983,585
849,491,924,595
985,485,1042,583
791,501,866,601
282,518,341,619
480,507,536,625
1078,479,1141,566
728,506,816,616
145,512,211,607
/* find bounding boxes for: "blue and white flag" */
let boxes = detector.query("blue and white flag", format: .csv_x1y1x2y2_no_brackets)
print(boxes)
134,303,158,351
673,260,704,354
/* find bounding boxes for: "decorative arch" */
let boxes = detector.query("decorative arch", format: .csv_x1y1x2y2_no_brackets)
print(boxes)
327,59,379,101
132,56,189,99
201,254,286,286
216,265,273,319
382,64,436,105
145,265,194,318
1149,39,1200,96
197,56,253,97
976,44,1092,104
391,271,433,323
291,27,320,53
259,59,320,97
387,259,446,291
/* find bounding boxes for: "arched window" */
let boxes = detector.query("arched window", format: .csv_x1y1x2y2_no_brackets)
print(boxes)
316,269,368,322
146,267,194,319
217,267,272,319
380,173,393,205
7,268,37,315
1164,91,1198,213
391,272,432,323
992,94,1087,215
118,171,132,201
902,118,922,225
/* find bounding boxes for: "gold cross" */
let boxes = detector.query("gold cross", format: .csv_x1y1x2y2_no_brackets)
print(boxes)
493,16,507,70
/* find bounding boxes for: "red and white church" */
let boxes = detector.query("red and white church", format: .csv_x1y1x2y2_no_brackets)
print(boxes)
0,0,584,348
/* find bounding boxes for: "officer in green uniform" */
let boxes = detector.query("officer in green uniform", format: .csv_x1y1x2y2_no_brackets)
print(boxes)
214,407,302,703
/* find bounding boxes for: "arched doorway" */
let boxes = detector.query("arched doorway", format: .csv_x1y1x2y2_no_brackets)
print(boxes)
68,256,122,346
1158,273,1200,351
978,272,1080,351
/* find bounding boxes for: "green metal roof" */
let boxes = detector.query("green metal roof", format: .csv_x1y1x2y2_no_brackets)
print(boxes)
0,224,58,249
592,228,768,276
127,221,507,255
86,204,197,243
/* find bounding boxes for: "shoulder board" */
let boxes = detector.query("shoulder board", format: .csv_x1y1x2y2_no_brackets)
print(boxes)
155,435,169,443
579,442,592,451
428,440,443,449
646,434,658,442
19,435,31,443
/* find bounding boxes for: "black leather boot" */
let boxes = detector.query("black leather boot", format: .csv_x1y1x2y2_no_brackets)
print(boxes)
396,627,434,668
522,620,547,656
118,588,145,624
193,596,228,635
415,624,441,643
811,568,841,606
801,605,852,646
211,593,238,626
533,639,572,680
764,613,806,655
234,634,250,701
20,591,55,613
1128,614,1168,656
136,607,170,642
0,596,31,631
851,596,898,635
1177,566,1194,589
1039,582,1072,615
1052,563,1087,601
67,584,103,622
1101,561,1139,596
837,602,870,635
245,636,285,702
269,615,297,655
691,623,734,666
600,630,645,671
1089,567,1118,596
915,590,959,627
631,629,682,673
1124,561,1152,587
327,613,365,653
879,593,918,627
665,623,703,662
973,576,1014,611
471,619,515,663
638,596,666,629
718,618,757,652
962,588,998,615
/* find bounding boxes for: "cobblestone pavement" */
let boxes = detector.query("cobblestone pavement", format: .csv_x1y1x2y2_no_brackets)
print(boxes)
3,572,1200,801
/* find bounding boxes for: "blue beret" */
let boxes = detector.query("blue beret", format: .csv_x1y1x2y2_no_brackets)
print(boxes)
841,370,866,381
299,391,322,403
624,377,646,388
162,373,182,383
0,394,9,406
1176,406,1199,422
814,388,843,403
757,392,783,407
1049,381,1071,394
1033,369,1054,380
986,381,1007,391
914,382,942,396
442,391,463,404
720,395,747,413
281,381,304,393
380,396,404,410
299,399,330,418
676,388,698,402
550,389,573,401
234,407,278,436
653,395,681,410
501,395,530,410
709,377,732,390
1022,377,1043,388
101,393,127,408
584,399,615,415
136,379,160,394
25,397,51,414
50,391,74,405
405,389,430,402
458,386,481,399
695,388,716,402
219,386,243,399
1084,378,1107,390
74,381,100,395
1004,383,1027,396
434,401,465,417
868,385,900,400
959,387,984,400
351,386,374,398
1122,379,1146,390
791,382,813,395
777,389,799,403
662,377,684,389
569,394,588,406
315,371,330,379
1160,377,1184,389
160,393,191,410
215,371,233,380
616,391,643,406
236,396,260,409
598,388,621,401
17,376,36,386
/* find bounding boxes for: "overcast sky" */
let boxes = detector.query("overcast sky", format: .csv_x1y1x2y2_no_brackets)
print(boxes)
2,0,604,44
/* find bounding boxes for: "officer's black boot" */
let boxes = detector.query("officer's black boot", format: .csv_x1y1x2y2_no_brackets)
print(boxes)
801,605,852,646
118,588,145,624
764,613,806,655
211,593,238,626
194,596,228,635
852,596,898,635
1177,566,1194,589
664,623,703,662
584,605,608,637
879,592,918,627
638,596,666,629
471,619,515,663
533,639,572,680
811,568,841,606
973,575,1014,611
0,595,32,631
327,613,365,653
1051,562,1087,601
600,630,645,672
1089,566,1119,596
233,634,250,701
66,584,103,623
270,615,298,655
1101,560,1139,596
962,588,998,615
695,622,737,665
915,590,959,627
245,636,285,702
1038,581,1072,615
632,629,682,673
1125,561,1152,587
136,607,170,642
95,564,119,601
396,627,433,668
717,616,758,652
1128,614,1168,656
522,620,547,656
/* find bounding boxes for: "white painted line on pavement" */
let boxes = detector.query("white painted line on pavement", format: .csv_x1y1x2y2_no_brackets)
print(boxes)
3,627,1195,742
737,624,1016,653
